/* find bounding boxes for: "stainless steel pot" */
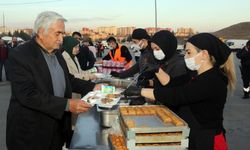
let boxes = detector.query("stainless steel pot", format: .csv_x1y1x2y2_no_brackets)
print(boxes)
95,77,136,88
109,78,135,88
100,109,118,128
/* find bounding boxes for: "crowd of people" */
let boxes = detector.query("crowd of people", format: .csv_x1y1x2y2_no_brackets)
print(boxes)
2,10,250,150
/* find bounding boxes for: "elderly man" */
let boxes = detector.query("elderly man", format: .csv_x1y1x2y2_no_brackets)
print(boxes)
6,11,100,150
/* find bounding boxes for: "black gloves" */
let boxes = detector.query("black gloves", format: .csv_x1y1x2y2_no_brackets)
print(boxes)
141,63,160,73
122,86,142,97
137,79,149,87
110,71,120,77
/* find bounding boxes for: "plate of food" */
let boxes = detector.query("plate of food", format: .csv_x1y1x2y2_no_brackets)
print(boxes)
98,93,122,108
81,91,102,106
81,91,122,108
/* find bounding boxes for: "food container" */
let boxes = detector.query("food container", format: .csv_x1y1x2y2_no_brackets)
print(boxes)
118,105,190,150
108,78,135,88
100,109,119,128
97,128,110,145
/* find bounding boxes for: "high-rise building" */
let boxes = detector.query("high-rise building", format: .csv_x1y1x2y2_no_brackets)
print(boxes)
117,27,135,36
175,28,196,37
145,27,173,36
95,26,117,35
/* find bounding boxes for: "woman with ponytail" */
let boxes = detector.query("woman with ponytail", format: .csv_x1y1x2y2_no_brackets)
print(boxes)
124,33,236,150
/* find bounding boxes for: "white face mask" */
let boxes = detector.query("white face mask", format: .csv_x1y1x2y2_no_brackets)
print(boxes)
131,40,144,51
153,49,165,60
131,44,141,51
107,45,113,50
184,53,201,71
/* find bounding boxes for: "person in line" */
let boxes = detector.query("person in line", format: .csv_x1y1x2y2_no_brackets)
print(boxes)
6,11,101,150
236,40,250,99
61,36,98,128
7,36,19,49
72,32,96,71
62,36,96,82
103,36,132,69
96,40,105,58
88,39,97,58
124,33,236,150
5,36,19,81
0,39,8,81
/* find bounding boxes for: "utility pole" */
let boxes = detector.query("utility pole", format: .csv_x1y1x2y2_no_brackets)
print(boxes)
3,12,5,33
154,0,158,33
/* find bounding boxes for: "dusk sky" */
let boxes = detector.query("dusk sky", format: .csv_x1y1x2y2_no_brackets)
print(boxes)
0,0,250,32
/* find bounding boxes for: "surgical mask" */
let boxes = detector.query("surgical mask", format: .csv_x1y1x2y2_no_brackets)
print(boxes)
107,46,113,49
153,49,165,60
131,44,141,51
184,53,201,71
131,41,144,51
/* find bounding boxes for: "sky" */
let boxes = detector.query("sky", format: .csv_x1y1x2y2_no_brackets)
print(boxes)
0,0,250,32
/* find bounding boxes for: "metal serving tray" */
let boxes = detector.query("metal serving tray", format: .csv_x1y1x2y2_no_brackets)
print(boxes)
118,105,190,149
108,134,188,150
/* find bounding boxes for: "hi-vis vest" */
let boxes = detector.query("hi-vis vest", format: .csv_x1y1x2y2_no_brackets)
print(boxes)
108,45,132,69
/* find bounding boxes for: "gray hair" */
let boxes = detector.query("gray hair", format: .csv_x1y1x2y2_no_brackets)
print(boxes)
33,11,67,35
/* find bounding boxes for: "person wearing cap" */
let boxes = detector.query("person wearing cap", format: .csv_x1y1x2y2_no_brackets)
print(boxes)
0,39,8,81
110,28,156,81
72,32,96,71
124,33,236,150
103,36,132,69
236,40,250,99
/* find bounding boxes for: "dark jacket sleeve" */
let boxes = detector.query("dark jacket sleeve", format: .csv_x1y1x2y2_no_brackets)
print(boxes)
119,63,139,78
121,46,132,62
85,48,96,70
236,48,247,59
76,47,96,70
154,76,214,106
68,73,96,96
9,52,67,120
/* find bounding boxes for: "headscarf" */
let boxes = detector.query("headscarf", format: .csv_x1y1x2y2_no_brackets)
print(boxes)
62,36,79,59
151,30,177,62
187,33,231,66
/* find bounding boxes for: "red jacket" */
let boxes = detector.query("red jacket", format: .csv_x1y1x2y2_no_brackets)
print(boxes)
0,46,8,61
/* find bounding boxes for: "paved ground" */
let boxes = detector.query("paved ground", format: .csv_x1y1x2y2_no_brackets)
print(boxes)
0,54,250,149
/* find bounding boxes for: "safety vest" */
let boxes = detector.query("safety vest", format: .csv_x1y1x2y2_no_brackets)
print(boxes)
108,45,132,69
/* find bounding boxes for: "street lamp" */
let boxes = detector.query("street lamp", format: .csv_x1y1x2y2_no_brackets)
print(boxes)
154,0,157,32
